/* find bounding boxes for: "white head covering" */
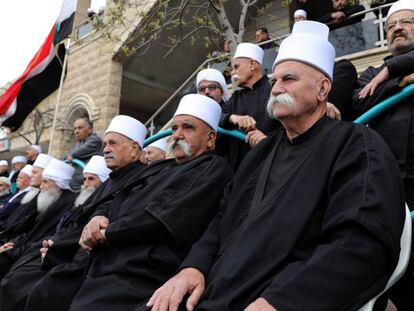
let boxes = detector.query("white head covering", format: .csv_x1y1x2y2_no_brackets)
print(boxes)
0,177,10,187
0,160,8,166
12,156,27,164
83,155,111,183
273,21,335,81
294,9,307,18
196,68,230,101
233,43,264,65
29,144,42,154
20,165,33,178
174,94,221,131
42,159,74,190
145,139,167,152
105,115,147,148
387,0,414,22
33,154,53,169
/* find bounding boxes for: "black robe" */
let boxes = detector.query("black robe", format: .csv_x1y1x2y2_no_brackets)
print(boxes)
353,49,414,180
0,161,150,311
176,117,404,311
65,152,233,311
0,190,77,280
220,75,281,171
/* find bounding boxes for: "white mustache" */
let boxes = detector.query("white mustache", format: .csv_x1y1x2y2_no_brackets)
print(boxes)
266,93,296,119
168,140,192,157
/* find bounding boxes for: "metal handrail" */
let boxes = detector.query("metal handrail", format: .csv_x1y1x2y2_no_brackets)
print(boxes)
354,84,414,125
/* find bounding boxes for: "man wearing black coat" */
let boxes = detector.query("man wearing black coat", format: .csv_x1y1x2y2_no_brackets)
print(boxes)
353,1,414,309
147,21,404,311
319,0,365,30
66,117,103,191
64,95,233,311
220,42,281,171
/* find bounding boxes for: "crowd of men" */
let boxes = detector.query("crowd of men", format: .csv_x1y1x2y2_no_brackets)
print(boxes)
0,0,412,310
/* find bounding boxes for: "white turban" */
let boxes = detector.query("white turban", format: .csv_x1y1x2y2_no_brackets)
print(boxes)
387,0,414,22
105,115,147,148
294,9,307,18
12,156,27,164
33,154,53,169
30,145,42,154
0,160,8,166
234,43,264,65
20,165,33,178
145,139,167,152
174,94,221,131
196,68,230,101
42,159,74,190
273,21,335,81
83,155,111,182
0,177,10,187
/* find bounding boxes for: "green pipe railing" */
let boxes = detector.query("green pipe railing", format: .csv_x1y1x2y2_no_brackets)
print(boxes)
354,84,414,125
143,127,247,147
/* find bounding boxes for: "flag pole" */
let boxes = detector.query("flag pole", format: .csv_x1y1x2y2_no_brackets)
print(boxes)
48,39,70,155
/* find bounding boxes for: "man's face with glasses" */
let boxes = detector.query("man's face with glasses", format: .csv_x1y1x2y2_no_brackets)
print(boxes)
197,80,224,103
386,10,414,56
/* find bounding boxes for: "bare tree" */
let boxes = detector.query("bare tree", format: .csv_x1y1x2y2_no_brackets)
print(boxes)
17,108,67,145
83,0,278,58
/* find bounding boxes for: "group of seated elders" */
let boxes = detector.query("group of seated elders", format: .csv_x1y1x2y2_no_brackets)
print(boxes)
0,20,407,311
0,155,111,310
146,21,404,311
0,158,77,278
0,154,53,243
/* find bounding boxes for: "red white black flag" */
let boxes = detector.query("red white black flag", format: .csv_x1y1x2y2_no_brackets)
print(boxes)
0,0,78,131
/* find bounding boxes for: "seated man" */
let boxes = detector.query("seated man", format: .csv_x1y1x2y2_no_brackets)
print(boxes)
0,160,9,178
146,21,404,311
53,95,233,311
143,140,167,165
0,178,12,205
0,155,111,311
0,165,33,225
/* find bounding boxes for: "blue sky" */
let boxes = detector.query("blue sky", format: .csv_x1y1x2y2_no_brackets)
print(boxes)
0,0,106,87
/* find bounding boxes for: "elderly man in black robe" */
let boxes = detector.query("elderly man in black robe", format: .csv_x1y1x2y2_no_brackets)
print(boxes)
353,1,414,309
61,94,233,311
146,21,405,311
0,155,111,311
219,42,281,171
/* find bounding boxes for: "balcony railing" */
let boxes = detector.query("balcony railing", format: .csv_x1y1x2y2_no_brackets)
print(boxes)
144,2,393,135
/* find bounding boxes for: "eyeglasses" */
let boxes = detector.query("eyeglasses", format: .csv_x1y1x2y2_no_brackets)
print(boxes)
386,17,414,32
198,84,222,93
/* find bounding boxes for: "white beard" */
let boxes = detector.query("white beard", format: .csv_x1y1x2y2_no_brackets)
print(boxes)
37,187,61,213
74,186,96,208
21,188,40,205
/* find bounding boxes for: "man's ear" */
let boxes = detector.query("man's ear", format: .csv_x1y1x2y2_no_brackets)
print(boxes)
206,130,217,149
317,78,332,102
131,141,141,158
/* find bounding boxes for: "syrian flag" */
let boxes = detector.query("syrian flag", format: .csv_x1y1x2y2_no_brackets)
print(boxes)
0,0,78,131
